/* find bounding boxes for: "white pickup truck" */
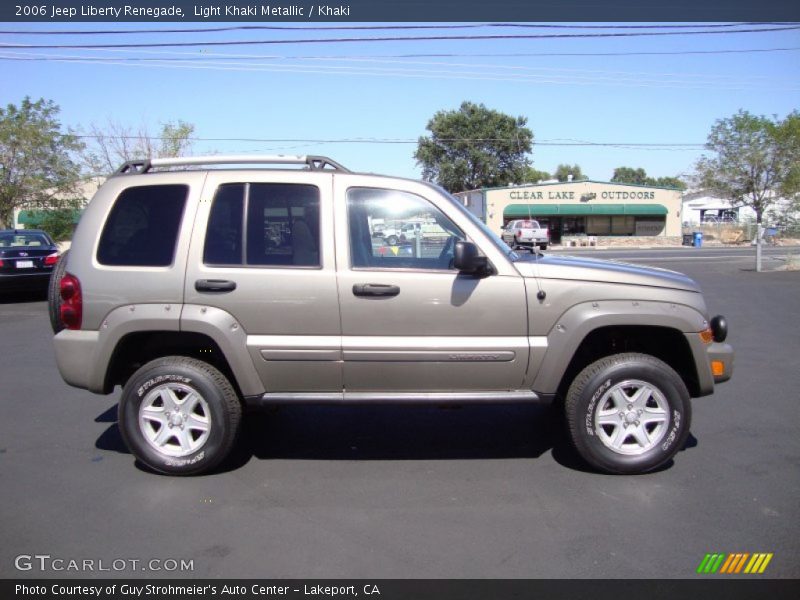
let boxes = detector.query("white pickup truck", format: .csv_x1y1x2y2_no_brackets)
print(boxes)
501,219,549,250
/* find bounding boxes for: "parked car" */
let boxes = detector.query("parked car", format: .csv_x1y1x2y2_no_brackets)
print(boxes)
0,229,60,294
501,219,549,250
51,155,733,476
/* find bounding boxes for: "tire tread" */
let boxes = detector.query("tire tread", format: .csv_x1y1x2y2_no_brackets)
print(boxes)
565,352,690,474
119,356,242,475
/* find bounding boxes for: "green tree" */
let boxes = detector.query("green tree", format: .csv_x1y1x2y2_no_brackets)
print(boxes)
0,97,84,229
519,167,550,184
83,118,195,175
611,167,648,185
611,166,686,190
554,164,587,182
695,109,800,225
650,176,687,191
771,111,800,221
414,102,533,193
26,207,80,241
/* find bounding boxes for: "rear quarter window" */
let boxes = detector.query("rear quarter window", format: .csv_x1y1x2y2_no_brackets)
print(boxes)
97,185,188,267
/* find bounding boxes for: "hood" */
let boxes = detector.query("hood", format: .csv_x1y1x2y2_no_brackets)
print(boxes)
512,253,701,292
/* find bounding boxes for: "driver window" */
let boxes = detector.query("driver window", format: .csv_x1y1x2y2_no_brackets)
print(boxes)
347,187,464,270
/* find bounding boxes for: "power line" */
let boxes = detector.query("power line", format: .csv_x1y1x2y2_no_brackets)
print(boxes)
5,51,795,91
0,44,800,72
1,22,793,35
0,49,787,82
1,25,798,49
72,134,707,147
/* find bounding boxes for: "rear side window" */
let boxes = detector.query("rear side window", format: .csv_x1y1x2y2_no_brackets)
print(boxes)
97,185,188,267
203,184,244,265
204,183,320,267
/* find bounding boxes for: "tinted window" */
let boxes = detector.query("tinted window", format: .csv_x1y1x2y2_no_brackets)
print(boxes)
203,183,320,268
97,185,187,267
246,184,320,267
347,188,464,270
203,184,244,265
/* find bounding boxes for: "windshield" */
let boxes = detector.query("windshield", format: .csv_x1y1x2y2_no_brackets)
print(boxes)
0,232,52,248
434,187,520,261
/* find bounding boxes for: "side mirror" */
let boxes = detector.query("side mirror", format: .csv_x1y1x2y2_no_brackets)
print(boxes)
453,241,492,276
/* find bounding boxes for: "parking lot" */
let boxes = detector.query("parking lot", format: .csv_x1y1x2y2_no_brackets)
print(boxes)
1,247,798,579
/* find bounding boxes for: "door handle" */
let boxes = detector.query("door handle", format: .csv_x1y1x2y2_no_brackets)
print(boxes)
195,279,237,293
353,283,400,297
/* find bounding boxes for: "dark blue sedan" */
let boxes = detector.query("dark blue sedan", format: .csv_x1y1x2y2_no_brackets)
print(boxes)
0,229,60,293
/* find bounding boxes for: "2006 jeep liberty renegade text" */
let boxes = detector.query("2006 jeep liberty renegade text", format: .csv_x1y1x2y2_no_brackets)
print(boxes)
50,155,733,475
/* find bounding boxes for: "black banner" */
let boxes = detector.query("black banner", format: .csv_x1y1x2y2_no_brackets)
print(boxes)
3,579,800,600
2,0,800,22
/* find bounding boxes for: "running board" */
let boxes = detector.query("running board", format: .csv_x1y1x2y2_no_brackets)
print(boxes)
246,390,543,407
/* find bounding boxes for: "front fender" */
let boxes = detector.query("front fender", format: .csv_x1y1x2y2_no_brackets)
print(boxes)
529,300,708,395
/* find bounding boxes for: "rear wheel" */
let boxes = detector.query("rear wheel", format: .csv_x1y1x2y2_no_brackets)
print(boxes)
118,357,242,475
386,235,398,246
47,249,69,334
565,353,691,474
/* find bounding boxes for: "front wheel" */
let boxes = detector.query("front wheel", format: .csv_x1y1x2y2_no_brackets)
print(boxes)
118,357,242,475
565,353,691,474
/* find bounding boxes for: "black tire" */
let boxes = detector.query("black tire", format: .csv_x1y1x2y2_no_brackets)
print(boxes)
47,249,69,334
386,235,398,246
539,244,548,251
565,353,691,475
118,357,242,476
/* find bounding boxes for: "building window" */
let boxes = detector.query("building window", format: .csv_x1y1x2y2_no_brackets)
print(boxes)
562,217,586,235
611,215,635,235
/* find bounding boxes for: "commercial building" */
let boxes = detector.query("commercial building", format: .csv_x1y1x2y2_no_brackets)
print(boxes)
457,180,683,245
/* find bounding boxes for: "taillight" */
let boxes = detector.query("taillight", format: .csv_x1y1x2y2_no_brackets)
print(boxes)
0,258,4,267
516,230,521,238
44,252,59,267
59,273,82,330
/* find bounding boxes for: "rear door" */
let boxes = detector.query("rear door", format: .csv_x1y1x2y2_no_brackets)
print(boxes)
184,171,342,392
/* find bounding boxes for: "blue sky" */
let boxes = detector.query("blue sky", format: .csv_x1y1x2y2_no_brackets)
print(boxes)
1,22,799,183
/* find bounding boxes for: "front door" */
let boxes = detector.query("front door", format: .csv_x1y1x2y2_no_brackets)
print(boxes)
333,178,529,392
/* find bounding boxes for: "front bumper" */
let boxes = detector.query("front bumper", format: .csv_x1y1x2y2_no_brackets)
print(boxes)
685,334,734,396
708,342,734,384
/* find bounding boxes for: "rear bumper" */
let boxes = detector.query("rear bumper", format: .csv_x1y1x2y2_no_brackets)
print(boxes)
0,271,51,292
54,329,102,392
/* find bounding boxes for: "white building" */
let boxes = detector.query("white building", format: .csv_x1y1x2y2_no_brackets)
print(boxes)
681,190,756,225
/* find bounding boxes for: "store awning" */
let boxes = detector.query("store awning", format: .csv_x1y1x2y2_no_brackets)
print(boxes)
17,209,82,225
624,204,668,215
504,204,667,218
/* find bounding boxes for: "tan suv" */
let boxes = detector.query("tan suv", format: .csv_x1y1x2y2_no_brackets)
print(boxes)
51,155,733,475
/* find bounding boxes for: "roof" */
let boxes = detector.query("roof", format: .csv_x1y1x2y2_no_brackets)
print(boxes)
461,180,684,194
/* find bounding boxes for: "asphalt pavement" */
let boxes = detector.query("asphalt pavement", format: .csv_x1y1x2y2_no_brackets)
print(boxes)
0,248,798,579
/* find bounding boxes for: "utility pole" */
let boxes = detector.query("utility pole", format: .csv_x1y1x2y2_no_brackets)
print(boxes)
756,224,763,272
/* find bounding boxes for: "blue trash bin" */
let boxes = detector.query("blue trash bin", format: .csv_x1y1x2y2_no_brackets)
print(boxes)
693,231,703,248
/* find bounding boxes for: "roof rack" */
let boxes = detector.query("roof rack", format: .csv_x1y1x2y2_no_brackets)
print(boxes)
112,154,350,176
